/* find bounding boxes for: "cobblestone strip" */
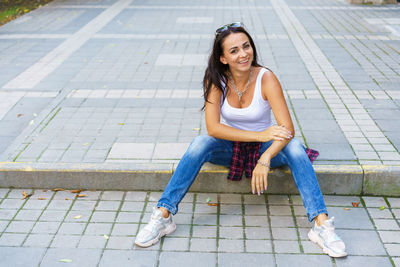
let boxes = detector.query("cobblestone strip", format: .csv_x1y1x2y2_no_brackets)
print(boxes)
271,0,400,164
2,0,133,89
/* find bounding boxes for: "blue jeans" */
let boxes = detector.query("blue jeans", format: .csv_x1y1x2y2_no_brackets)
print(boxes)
157,135,328,222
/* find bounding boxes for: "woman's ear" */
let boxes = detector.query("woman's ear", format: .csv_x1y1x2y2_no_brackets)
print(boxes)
220,55,227,65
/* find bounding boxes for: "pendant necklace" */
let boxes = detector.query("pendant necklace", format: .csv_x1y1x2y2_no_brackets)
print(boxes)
227,67,253,102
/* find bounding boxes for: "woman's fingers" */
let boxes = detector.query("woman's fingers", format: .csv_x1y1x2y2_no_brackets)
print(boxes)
251,176,255,194
264,171,268,191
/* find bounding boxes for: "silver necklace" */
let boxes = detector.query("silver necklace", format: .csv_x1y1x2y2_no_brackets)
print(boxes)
227,67,253,102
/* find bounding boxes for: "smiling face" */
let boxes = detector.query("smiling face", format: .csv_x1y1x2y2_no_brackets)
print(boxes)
219,32,254,72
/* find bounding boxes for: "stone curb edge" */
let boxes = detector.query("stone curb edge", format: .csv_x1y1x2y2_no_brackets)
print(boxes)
0,162,399,196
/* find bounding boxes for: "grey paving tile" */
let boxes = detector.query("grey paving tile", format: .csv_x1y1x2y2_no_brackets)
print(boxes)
335,255,392,267
367,208,393,219
90,211,117,223
276,254,332,267
5,221,35,233
39,210,67,222
65,210,92,222
116,212,141,223
220,194,242,204
190,238,216,252
219,226,243,239
78,235,107,249
274,240,301,253
192,214,217,225
219,214,242,226
327,207,374,229
220,204,242,215
218,253,274,266
101,191,124,201
362,197,387,207
378,230,400,243
301,240,324,254
99,250,158,267
31,221,61,234
106,236,134,249
271,227,298,240
111,223,138,236
57,223,86,235
84,223,112,235
172,214,192,225
337,229,386,256
124,191,147,201
162,237,189,251
50,235,80,248
0,233,27,246
14,209,42,221
324,195,361,207
41,248,102,267
23,233,54,248
218,239,244,252
245,227,271,240
192,225,217,238
269,205,292,216
388,198,400,208
0,199,26,209
46,200,73,210
71,200,97,211
0,209,18,220
159,252,216,267
96,201,121,211
245,239,273,253
374,219,400,230
270,216,294,227
0,247,46,267
243,195,266,205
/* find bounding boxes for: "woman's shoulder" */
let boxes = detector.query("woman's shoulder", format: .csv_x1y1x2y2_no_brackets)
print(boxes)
260,67,279,84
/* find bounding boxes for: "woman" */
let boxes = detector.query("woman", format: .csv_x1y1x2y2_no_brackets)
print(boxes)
135,23,347,258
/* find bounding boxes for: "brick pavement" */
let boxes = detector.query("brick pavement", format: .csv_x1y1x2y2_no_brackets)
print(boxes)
0,189,399,266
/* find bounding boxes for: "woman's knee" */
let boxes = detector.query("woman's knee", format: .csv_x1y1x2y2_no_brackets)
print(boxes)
186,135,215,159
284,138,306,158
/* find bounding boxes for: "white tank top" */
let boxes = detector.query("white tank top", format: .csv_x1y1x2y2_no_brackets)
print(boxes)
220,68,273,132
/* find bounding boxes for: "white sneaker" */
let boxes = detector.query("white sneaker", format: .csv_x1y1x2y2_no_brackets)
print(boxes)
134,207,176,248
308,217,347,257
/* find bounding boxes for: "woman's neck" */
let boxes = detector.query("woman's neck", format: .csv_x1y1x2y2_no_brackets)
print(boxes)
229,67,252,88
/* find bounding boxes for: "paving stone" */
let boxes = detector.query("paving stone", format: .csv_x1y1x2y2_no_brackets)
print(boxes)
0,247,46,267
172,214,192,225
276,254,333,267
218,239,244,252
245,239,273,253
218,253,274,266
337,229,386,256
244,204,267,215
162,237,189,251
244,215,269,227
96,201,121,211
270,216,295,227
78,235,107,249
39,210,67,222
14,209,42,221
50,235,80,248
99,250,158,267
301,240,324,254
31,221,61,234
268,195,290,205
57,223,86,235
5,221,35,233
90,211,117,223
393,209,400,219
384,244,400,257
324,195,361,206
219,215,242,226
106,236,134,249
65,210,92,222
0,233,27,246
243,195,266,205
274,240,301,253
269,205,292,216
373,219,400,230
192,225,216,238
159,252,216,267
327,207,374,229
116,212,141,223
388,198,400,208
23,199,50,210
193,214,217,225
23,234,54,248
85,223,112,235
41,248,102,267
220,204,242,215
111,223,138,236
378,230,400,243
335,255,392,267
46,200,73,210
245,227,271,240
271,227,298,240
367,208,393,219
0,199,26,209
71,200,97,210
194,203,217,214
190,238,217,252
220,194,242,204
219,226,243,239
362,197,387,207
0,209,18,220
124,191,147,202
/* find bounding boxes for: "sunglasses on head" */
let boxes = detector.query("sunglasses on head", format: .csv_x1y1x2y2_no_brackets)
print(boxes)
215,22,243,36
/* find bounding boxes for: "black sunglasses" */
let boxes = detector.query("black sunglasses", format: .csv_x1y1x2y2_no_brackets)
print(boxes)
215,22,243,36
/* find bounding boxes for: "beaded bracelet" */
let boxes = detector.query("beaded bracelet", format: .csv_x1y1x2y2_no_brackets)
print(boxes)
257,160,270,168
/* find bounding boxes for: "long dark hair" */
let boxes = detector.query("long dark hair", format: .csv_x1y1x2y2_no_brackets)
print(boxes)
201,25,262,110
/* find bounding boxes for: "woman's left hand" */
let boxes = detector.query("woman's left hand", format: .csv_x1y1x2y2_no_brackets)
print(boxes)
251,159,270,195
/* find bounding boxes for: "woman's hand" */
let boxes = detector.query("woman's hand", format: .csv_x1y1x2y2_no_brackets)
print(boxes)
251,158,271,195
258,125,292,142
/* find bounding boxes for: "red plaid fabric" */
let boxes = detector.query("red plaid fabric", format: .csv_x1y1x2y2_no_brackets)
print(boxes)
227,141,261,181
228,142,319,181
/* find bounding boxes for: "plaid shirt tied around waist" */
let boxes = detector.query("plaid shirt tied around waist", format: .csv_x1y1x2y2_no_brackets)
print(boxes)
227,141,319,181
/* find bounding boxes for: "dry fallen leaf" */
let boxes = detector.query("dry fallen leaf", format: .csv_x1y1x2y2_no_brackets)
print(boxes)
59,259,72,263
351,202,360,207
192,128,200,131
76,194,88,198
207,203,218,206
42,189,47,192
22,191,33,199
73,215,82,219
103,234,109,240
51,188,65,192
344,208,351,210
17,113,23,118
65,198,69,200
83,143,88,146
380,206,385,210
37,197,46,200
70,189,83,194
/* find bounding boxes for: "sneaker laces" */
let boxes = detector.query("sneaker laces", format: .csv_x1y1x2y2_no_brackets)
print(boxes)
143,209,163,233
319,217,345,251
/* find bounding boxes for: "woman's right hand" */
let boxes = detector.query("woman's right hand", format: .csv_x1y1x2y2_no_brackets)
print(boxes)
258,125,292,142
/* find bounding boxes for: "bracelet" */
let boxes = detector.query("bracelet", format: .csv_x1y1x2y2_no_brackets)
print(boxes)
257,160,270,168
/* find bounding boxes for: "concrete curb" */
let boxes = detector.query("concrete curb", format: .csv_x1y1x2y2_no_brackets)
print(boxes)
1,162,398,196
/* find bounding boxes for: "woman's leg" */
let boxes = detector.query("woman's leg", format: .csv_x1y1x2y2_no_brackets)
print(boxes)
157,135,233,215
260,138,328,222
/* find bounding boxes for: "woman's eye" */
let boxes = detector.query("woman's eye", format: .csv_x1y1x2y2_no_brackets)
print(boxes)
231,50,237,54
244,44,250,48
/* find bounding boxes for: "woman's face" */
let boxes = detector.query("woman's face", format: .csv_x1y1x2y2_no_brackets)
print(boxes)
220,32,254,72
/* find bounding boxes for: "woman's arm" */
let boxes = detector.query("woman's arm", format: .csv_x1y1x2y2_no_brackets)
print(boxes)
252,70,295,195
205,85,291,142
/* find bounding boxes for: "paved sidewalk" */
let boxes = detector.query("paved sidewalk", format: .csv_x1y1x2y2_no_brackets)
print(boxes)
0,188,399,266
